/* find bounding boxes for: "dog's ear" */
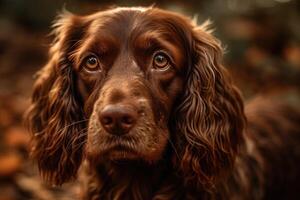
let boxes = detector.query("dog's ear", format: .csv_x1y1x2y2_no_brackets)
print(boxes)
25,12,89,185
172,21,246,189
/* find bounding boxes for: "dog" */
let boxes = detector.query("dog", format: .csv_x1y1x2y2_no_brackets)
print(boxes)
26,7,300,200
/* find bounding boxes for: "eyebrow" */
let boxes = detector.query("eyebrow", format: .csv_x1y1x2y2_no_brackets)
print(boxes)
69,33,119,66
134,31,182,63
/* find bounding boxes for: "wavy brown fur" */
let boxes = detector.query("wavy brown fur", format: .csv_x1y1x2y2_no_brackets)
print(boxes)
25,7,300,199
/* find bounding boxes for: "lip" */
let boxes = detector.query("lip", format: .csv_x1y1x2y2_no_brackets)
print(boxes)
104,144,140,160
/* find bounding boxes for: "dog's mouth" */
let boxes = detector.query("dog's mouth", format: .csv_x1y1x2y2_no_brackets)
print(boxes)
87,127,169,164
87,141,142,164
106,145,141,161
95,135,143,161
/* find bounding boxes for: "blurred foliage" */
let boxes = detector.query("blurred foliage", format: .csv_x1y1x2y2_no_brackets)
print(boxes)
0,0,299,199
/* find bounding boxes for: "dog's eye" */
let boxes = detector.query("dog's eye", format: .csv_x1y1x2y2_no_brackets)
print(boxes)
153,52,170,70
84,55,101,71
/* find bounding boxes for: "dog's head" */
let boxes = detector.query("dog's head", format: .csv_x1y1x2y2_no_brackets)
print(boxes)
26,7,245,188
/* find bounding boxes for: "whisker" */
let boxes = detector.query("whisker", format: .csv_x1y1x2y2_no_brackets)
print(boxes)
66,127,88,150
34,119,89,137
56,119,89,134
159,131,180,161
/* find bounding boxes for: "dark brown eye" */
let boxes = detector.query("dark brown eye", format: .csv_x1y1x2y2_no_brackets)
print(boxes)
153,53,170,70
84,56,100,71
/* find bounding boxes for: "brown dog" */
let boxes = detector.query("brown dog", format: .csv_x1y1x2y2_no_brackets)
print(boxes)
26,7,300,200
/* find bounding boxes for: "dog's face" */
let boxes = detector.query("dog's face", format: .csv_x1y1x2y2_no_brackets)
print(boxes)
26,7,245,186
75,8,190,163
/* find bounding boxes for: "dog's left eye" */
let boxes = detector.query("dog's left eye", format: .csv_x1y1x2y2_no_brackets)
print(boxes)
153,52,170,70
83,55,101,71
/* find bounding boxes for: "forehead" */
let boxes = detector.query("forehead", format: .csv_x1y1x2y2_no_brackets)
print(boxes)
85,8,190,49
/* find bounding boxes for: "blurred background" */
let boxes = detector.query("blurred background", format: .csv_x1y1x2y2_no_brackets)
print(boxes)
0,0,299,199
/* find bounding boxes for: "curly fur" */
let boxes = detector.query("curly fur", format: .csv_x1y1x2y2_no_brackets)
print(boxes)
25,7,300,199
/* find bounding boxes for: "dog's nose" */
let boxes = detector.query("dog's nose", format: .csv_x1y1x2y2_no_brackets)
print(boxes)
99,105,137,135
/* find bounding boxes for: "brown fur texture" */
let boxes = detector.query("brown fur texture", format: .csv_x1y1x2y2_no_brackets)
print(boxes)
25,7,300,200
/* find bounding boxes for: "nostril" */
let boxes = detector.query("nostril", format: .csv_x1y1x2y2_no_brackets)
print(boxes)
121,115,135,125
101,116,113,125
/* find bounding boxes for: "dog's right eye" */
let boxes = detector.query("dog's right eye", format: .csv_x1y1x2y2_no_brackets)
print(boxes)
152,52,171,71
83,55,101,72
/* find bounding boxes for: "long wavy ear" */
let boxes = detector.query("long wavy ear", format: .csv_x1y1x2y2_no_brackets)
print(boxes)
172,21,246,190
25,12,89,185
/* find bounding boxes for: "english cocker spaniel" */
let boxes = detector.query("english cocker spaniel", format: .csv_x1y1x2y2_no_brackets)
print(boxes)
26,7,300,200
